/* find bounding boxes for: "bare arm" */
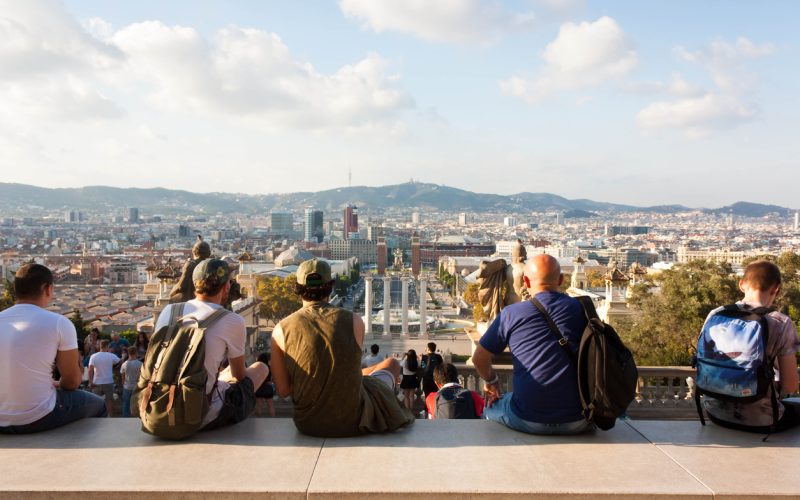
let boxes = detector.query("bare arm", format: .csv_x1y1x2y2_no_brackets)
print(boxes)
352,313,365,350
778,354,799,395
270,337,292,398
87,364,95,387
227,355,247,382
472,344,502,406
55,348,82,390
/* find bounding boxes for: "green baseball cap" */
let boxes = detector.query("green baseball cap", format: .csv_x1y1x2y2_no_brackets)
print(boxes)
193,258,231,287
296,259,333,286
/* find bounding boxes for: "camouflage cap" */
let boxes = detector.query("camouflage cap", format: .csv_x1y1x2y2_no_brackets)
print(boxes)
296,259,333,286
192,258,231,288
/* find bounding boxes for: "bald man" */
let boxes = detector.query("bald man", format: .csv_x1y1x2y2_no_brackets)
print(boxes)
472,254,591,435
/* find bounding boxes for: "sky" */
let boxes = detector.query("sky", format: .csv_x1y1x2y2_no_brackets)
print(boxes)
0,0,798,208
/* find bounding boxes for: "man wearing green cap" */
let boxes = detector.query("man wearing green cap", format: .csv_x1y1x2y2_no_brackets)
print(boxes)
154,258,268,430
270,259,414,437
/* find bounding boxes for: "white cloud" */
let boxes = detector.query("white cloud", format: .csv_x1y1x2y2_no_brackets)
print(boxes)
501,16,636,103
637,37,774,137
339,0,535,44
109,22,414,131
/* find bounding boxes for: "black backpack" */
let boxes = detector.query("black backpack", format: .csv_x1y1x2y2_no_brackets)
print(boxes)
422,353,442,380
435,385,478,419
531,295,638,430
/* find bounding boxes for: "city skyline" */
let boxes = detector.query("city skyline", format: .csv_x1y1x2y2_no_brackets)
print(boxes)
1,1,798,207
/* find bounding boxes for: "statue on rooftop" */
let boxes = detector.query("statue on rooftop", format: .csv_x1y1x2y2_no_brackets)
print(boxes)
476,239,529,322
169,235,211,304
392,248,404,271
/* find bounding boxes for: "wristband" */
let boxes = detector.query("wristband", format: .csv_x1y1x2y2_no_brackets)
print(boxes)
483,375,499,386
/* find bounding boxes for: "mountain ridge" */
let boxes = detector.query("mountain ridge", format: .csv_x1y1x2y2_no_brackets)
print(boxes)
0,182,793,217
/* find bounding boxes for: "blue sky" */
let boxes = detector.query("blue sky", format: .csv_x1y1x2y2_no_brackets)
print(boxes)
1,1,798,208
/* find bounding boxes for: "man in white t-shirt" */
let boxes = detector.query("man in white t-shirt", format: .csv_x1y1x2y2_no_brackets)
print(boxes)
0,264,106,434
361,344,385,368
88,339,121,417
154,259,268,430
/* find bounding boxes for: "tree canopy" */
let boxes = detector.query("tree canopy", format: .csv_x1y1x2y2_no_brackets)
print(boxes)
257,275,302,325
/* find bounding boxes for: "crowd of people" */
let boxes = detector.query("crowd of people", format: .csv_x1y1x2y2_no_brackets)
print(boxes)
1,255,798,440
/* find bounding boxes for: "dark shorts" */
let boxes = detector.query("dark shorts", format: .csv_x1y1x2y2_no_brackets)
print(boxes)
255,381,275,399
400,374,419,390
203,377,256,431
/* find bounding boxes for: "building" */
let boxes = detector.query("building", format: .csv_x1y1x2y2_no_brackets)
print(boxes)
367,225,382,242
303,209,323,243
411,236,421,276
129,208,139,224
270,212,294,235
343,204,358,239
503,216,518,227
376,237,387,275
588,248,658,268
411,212,420,224
676,246,755,265
177,225,192,238
419,242,495,268
329,239,377,264
458,212,468,227
604,225,650,236
64,210,78,223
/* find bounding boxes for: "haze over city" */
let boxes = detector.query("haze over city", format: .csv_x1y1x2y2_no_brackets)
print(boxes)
1,0,798,206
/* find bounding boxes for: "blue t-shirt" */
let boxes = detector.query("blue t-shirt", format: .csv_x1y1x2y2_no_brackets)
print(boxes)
480,291,586,424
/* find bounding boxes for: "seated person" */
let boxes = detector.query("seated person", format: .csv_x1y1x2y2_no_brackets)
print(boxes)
270,259,414,437
361,344,385,368
425,363,484,419
0,264,106,433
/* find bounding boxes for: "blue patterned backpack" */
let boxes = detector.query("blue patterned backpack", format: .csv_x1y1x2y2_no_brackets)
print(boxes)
693,305,779,428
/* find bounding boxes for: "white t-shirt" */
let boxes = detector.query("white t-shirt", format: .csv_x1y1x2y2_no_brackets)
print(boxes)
89,352,120,385
155,300,246,427
0,304,78,426
120,359,143,391
400,357,418,376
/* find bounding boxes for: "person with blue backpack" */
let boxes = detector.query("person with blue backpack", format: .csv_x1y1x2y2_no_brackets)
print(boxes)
695,260,800,434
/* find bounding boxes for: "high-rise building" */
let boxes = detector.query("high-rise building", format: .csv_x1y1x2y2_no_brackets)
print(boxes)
129,208,140,223
412,212,420,224
458,212,468,226
376,237,387,275
304,208,324,243
795,212,799,232
177,225,192,238
343,204,358,239
411,236,421,276
64,210,77,223
329,239,377,264
270,212,294,235
503,216,518,227
367,225,383,242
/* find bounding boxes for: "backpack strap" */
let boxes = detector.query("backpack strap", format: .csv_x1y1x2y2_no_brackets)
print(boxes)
530,297,577,366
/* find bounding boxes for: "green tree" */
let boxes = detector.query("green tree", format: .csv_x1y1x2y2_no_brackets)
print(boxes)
257,275,302,325
69,309,90,340
619,260,739,366
0,279,14,312
334,276,351,297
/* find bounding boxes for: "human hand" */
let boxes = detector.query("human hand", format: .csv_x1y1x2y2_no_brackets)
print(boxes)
483,381,502,408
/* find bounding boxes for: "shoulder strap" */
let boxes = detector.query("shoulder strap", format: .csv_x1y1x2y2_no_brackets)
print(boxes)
163,303,185,343
530,297,577,366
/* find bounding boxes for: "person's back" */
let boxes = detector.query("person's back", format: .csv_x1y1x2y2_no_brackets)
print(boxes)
425,363,484,420
280,303,363,436
700,260,800,433
473,254,590,435
271,259,413,437
0,304,77,425
0,264,106,433
361,344,383,368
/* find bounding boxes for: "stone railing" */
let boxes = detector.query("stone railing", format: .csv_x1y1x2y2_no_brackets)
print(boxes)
455,364,699,420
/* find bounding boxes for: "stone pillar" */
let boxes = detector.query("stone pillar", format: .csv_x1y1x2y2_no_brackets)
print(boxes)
401,278,409,336
419,278,427,338
383,276,391,336
364,278,373,336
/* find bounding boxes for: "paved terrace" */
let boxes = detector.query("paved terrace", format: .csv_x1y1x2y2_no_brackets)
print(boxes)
2,418,799,499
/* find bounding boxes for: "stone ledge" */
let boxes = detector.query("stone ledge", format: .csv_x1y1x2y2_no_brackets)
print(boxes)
0,418,798,499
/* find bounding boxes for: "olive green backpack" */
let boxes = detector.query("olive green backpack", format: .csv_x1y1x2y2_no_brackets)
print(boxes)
135,304,230,440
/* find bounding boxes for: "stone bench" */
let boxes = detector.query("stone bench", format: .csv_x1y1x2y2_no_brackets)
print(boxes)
1,418,798,499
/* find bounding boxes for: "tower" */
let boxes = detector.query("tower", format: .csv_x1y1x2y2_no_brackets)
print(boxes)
304,208,323,243
343,204,358,240
411,235,421,277
376,237,387,275
570,254,588,290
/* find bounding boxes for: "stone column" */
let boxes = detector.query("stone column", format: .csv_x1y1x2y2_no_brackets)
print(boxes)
401,277,409,336
383,276,391,336
419,278,427,338
364,278,373,336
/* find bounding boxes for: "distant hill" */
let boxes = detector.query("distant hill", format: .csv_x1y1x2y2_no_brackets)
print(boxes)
706,201,793,218
0,181,792,216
